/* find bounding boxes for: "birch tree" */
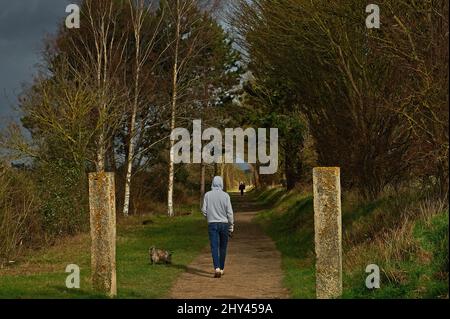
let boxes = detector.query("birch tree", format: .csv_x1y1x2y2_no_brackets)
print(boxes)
60,0,129,172
163,0,240,216
164,0,199,217
123,0,165,217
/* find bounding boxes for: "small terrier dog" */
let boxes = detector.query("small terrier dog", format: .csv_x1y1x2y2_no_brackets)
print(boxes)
149,247,173,265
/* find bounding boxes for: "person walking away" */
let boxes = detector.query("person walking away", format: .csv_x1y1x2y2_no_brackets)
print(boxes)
202,176,234,278
239,182,245,196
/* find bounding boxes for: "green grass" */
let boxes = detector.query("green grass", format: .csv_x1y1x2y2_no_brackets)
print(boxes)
0,213,209,299
341,210,449,299
412,211,449,297
256,190,316,298
255,187,287,207
1,188,447,299
255,188,449,299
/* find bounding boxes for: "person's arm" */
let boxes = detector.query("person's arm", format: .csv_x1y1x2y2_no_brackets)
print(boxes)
201,194,208,218
226,194,234,232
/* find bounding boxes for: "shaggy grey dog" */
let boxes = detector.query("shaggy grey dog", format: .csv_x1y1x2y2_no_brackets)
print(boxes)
149,247,172,265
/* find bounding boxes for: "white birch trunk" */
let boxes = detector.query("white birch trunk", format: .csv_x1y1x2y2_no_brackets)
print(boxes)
200,162,206,208
167,0,181,218
123,4,142,217
123,87,138,217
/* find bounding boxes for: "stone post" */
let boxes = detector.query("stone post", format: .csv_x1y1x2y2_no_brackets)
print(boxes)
313,167,342,299
88,172,117,297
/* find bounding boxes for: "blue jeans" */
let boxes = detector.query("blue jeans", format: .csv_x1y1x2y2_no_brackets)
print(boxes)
208,223,229,270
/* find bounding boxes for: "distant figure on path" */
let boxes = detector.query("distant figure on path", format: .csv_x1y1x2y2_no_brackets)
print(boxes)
202,176,234,278
239,182,246,196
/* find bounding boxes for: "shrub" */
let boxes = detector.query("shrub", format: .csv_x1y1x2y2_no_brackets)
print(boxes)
0,166,42,265
37,159,89,237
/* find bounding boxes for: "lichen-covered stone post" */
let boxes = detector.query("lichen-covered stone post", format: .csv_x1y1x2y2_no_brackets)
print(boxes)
88,172,117,297
313,167,342,299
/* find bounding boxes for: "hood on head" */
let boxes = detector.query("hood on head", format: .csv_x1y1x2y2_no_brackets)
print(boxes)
211,176,224,190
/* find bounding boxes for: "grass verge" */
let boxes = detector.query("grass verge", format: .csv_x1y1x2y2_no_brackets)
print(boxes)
0,212,208,299
255,188,449,299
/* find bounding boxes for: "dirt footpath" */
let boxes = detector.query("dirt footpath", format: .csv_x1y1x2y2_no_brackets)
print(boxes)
169,195,290,299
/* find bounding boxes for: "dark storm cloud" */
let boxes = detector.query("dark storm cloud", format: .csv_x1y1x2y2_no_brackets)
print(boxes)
0,0,72,123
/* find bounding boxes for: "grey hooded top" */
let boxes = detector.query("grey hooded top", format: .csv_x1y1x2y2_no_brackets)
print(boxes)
201,176,234,228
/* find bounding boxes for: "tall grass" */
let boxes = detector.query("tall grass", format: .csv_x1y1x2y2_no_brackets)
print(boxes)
256,188,449,299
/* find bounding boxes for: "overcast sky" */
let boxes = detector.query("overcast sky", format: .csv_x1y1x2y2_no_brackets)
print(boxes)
0,0,72,125
0,0,234,127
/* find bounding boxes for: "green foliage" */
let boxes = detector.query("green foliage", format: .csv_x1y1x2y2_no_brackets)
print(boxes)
37,159,88,237
239,71,308,189
233,0,449,198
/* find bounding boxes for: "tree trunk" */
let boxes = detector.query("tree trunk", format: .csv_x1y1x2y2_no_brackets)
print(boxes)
220,163,226,191
252,163,260,189
213,162,219,176
123,90,138,217
225,166,232,192
285,151,302,191
200,162,206,208
106,139,117,172
123,20,142,217
167,0,181,218
96,131,106,173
